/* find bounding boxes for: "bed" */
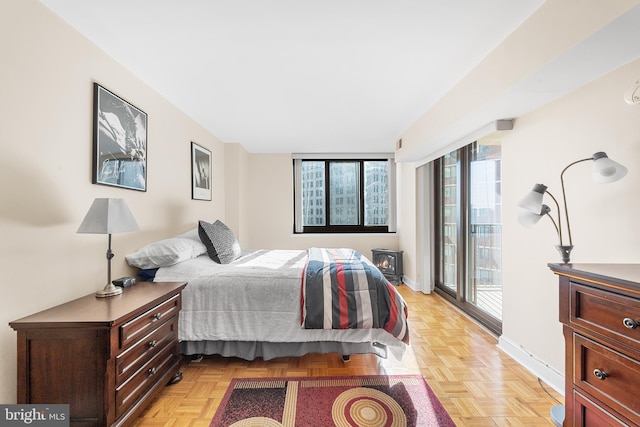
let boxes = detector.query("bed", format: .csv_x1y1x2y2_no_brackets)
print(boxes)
126,221,409,361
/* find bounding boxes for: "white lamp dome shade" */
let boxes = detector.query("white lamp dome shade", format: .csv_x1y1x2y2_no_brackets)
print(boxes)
518,208,544,228
517,204,551,228
591,152,628,183
517,183,547,213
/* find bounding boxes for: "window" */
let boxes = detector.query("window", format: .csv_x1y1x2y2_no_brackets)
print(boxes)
293,156,395,233
433,139,503,335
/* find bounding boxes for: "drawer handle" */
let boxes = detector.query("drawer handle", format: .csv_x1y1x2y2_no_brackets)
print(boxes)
593,369,609,381
148,367,158,376
152,313,162,322
148,340,158,348
623,317,639,329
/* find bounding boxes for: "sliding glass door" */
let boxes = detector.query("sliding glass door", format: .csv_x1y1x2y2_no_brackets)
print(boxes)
434,138,503,334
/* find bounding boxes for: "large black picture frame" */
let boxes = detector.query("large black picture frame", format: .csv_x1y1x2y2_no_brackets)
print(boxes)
92,83,147,191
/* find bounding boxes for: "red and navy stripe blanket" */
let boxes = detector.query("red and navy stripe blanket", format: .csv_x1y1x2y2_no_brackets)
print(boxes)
301,247,409,344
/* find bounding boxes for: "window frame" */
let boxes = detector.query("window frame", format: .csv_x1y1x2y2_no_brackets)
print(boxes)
293,154,396,234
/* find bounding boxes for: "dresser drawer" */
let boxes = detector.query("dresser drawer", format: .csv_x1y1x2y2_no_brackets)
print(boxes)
573,390,629,426
120,293,181,349
116,316,178,386
570,283,640,350
574,334,640,421
115,343,180,418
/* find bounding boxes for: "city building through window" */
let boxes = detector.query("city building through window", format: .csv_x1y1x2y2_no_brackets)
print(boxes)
293,156,394,233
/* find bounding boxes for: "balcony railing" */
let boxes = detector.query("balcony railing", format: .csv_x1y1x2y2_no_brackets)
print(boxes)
469,223,502,319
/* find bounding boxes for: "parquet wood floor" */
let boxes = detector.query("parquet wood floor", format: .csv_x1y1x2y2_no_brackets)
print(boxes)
134,285,563,426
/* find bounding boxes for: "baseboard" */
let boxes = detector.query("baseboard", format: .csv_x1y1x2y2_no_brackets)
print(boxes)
497,335,565,396
401,275,415,288
400,276,432,294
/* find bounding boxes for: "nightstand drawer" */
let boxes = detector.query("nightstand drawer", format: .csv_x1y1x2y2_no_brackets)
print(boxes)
120,293,181,349
115,343,179,418
116,316,178,386
570,283,640,349
574,334,640,421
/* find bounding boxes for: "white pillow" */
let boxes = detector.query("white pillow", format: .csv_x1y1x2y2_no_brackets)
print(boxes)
126,237,207,269
176,227,201,242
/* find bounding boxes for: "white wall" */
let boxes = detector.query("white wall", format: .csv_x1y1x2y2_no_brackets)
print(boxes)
501,57,640,378
0,1,227,403
224,143,250,243
396,161,418,288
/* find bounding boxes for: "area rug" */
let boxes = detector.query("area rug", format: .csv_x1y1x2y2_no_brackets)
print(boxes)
210,375,456,426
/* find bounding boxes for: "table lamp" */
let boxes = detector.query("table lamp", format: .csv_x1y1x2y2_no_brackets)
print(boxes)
78,198,139,297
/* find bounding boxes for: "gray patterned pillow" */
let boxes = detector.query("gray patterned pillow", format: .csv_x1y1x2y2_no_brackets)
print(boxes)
198,220,242,264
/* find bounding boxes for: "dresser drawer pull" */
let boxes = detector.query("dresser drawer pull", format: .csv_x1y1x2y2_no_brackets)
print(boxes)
593,369,609,380
152,313,162,322
148,367,158,376
148,340,158,348
623,317,639,329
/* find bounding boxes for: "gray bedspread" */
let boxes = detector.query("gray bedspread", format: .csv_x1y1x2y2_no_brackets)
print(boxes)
154,249,407,360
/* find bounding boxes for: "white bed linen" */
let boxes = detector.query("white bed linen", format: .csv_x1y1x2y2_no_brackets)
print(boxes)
154,249,406,359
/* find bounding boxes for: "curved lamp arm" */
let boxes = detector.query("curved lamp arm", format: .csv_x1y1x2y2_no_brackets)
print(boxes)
543,192,562,246
560,157,592,246
560,151,628,246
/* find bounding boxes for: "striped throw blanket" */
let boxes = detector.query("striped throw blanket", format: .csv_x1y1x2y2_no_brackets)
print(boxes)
301,248,409,344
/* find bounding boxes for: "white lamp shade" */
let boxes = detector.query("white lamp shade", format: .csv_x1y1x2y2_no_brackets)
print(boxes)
517,183,547,213
77,198,139,234
517,208,545,228
592,154,628,183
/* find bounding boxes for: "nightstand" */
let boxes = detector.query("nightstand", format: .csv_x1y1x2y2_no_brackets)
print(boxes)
9,281,187,427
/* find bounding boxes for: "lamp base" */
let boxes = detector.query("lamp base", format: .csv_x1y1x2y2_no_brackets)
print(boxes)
556,245,573,263
95,283,124,298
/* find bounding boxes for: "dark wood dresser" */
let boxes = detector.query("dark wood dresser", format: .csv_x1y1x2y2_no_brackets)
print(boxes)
9,281,187,427
549,263,640,426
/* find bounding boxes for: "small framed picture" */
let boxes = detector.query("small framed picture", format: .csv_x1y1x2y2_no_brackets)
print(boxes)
92,83,147,191
191,142,212,200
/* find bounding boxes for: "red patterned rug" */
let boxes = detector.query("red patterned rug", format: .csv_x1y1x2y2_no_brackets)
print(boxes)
210,375,456,426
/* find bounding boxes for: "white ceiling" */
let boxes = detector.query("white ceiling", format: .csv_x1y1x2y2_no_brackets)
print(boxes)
39,0,599,155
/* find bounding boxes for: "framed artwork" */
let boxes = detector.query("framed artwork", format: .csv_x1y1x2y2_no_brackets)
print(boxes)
92,83,147,191
191,142,212,200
